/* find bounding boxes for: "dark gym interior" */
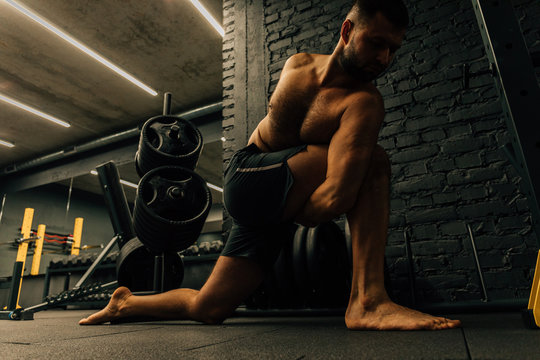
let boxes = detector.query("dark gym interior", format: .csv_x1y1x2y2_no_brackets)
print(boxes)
1,0,540,359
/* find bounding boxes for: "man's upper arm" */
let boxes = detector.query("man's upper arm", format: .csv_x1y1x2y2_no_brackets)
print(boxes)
325,91,385,209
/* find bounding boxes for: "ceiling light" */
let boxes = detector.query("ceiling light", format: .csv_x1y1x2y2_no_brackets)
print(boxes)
0,92,70,127
188,0,224,37
5,0,158,96
0,139,15,148
207,182,223,193
119,179,138,189
90,171,222,192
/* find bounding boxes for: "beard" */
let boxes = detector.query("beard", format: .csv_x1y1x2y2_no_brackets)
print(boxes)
339,48,383,82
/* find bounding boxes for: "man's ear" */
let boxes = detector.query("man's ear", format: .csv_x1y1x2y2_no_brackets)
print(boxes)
341,19,353,44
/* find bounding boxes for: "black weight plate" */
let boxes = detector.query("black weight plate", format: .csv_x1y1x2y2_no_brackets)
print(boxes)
133,165,212,253
116,237,184,292
292,225,310,305
148,119,199,156
326,222,351,307
272,224,300,308
305,222,350,308
137,115,203,176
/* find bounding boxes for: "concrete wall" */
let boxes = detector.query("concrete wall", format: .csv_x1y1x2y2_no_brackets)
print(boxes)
222,0,540,304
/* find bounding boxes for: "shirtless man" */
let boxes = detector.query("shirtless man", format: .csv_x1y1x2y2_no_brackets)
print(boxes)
80,0,461,330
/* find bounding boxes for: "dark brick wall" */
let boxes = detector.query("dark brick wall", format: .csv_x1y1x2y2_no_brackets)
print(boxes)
223,0,540,304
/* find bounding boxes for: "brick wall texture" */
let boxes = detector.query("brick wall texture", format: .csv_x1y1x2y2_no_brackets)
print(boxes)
222,0,540,304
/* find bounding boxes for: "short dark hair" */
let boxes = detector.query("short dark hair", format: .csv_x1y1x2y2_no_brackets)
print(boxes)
348,0,409,29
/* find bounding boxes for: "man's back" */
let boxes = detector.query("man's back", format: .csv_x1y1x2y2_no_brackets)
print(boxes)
249,52,380,152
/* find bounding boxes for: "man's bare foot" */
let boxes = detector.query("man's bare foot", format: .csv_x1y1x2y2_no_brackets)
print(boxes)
345,296,461,330
79,287,133,325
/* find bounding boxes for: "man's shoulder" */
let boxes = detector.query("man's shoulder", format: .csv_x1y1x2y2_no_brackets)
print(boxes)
285,52,323,69
348,85,384,110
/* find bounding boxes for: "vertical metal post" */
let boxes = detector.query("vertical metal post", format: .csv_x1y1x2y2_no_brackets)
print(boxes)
471,0,540,246
63,273,71,292
403,230,417,306
163,92,172,116
64,177,73,226
30,224,46,276
153,254,164,293
467,224,489,302
0,194,6,223
7,262,24,310
70,218,84,256
96,162,135,248
42,267,51,301
14,208,34,308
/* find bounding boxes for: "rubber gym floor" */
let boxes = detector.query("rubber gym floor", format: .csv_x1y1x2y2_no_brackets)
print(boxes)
0,310,538,359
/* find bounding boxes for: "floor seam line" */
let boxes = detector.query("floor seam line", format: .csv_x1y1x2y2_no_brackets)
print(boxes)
184,326,284,352
460,327,473,360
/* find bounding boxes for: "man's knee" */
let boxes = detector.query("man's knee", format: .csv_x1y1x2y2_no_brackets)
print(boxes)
191,295,230,325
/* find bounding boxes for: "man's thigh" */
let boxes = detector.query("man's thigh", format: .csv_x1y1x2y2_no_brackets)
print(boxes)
281,145,329,222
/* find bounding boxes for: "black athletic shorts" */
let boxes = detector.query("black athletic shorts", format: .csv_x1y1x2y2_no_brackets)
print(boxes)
221,143,307,269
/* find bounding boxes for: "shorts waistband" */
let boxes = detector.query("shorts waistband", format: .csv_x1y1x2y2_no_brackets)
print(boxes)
242,143,262,153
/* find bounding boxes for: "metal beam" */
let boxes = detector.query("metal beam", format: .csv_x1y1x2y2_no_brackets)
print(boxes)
0,141,138,194
471,0,540,245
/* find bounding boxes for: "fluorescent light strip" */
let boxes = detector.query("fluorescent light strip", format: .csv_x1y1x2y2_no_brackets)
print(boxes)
90,170,223,192
0,92,70,127
206,182,223,193
0,139,15,148
188,0,224,37
6,0,158,96
120,179,138,189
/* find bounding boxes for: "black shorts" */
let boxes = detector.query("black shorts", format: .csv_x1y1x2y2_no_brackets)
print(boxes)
221,143,306,268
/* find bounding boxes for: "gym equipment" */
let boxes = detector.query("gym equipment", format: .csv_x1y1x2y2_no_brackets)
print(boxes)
133,165,212,253
118,92,209,290
467,224,489,302
30,225,46,275
305,222,350,308
116,237,184,292
292,225,310,303
95,161,180,293
403,229,416,306
247,222,351,310
96,161,136,249
135,92,203,176
0,208,36,320
524,253,540,328
471,0,540,245
0,212,91,320
523,251,540,329
471,0,540,327
6,281,118,321
70,218,84,256
272,227,300,308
